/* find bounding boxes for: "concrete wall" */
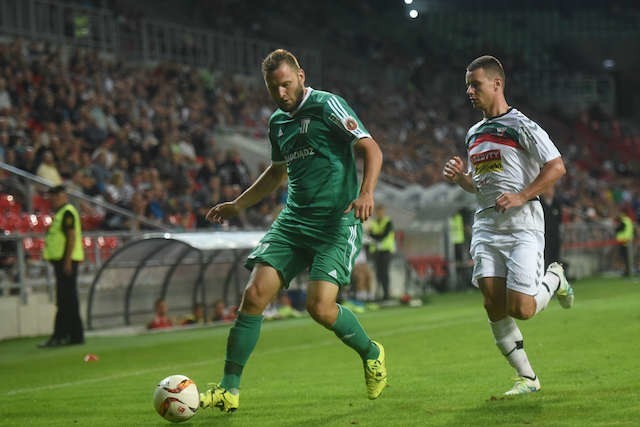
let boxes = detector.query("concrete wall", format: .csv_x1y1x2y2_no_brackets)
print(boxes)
0,293,57,341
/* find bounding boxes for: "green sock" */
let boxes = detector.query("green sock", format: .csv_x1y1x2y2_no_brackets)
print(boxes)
331,304,379,361
220,312,263,390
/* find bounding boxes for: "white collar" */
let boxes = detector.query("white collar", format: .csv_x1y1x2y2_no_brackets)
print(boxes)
285,87,313,117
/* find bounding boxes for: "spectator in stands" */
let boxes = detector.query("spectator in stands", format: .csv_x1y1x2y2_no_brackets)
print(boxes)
36,150,63,186
39,185,85,347
368,204,395,301
211,298,236,322
181,302,206,325
147,297,173,329
217,148,252,189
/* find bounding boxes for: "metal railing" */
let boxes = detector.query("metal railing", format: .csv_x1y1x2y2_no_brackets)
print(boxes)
0,0,321,80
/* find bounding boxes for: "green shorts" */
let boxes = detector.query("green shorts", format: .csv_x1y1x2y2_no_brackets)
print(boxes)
245,217,362,288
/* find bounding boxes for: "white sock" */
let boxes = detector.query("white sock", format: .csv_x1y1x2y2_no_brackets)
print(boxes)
490,317,535,379
534,270,561,314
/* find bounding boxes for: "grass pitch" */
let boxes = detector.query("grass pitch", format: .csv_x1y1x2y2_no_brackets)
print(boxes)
1,276,639,426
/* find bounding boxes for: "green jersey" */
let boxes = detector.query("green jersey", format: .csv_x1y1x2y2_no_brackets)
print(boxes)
268,88,370,228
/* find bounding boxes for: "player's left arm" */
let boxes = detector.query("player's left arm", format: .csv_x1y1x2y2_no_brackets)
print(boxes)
323,95,381,221
495,119,566,213
346,136,383,221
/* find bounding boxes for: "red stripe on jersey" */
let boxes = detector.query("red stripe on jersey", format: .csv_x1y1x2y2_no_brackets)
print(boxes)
469,134,522,151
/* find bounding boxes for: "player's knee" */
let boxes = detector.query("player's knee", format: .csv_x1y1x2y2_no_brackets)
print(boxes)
241,283,271,313
508,304,535,320
305,301,334,327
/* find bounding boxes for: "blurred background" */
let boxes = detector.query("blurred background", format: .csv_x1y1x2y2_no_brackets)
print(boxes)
0,0,637,338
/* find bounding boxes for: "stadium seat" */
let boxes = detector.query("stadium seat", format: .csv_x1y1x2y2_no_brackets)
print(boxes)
83,236,96,262
406,256,448,280
31,193,52,213
97,236,121,260
0,193,21,214
23,237,45,260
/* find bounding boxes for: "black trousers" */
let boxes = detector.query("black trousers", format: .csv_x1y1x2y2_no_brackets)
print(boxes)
51,260,84,343
372,251,392,300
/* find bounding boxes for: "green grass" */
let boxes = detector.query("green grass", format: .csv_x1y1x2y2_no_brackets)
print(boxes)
1,276,639,426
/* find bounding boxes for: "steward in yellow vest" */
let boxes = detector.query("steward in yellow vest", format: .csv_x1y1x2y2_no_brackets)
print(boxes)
368,204,395,300
615,213,634,276
44,200,84,262
39,185,85,348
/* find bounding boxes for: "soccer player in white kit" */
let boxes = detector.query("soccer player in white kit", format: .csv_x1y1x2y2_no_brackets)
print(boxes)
443,55,575,395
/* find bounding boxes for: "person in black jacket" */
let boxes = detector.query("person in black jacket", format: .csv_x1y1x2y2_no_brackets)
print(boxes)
541,185,563,269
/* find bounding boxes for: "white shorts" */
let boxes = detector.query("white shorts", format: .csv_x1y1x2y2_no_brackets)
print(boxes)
470,228,544,296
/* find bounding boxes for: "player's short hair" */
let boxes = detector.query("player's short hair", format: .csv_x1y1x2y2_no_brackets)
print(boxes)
261,49,301,78
467,55,506,82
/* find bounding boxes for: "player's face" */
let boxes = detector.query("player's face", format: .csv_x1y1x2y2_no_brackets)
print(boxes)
265,62,305,112
465,68,499,113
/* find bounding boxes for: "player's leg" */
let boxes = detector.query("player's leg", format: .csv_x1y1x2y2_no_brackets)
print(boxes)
200,264,281,412
308,223,386,399
506,230,572,317
480,277,537,380
222,264,282,388
306,280,378,358
472,232,539,395
306,280,386,399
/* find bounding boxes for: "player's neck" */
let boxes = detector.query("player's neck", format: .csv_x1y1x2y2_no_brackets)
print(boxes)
483,99,510,119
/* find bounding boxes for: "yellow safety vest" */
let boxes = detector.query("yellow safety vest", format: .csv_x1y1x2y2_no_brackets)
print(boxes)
449,213,465,245
369,216,396,253
616,215,634,244
44,203,85,261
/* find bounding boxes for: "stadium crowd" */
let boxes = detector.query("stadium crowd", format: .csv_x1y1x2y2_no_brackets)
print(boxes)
0,32,637,235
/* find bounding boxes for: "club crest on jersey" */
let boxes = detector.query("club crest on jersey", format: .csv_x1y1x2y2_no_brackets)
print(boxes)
277,128,284,137
343,117,358,131
299,118,310,134
470,149,503,174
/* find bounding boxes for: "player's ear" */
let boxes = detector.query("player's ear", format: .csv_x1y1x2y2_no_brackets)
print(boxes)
299,68,305,84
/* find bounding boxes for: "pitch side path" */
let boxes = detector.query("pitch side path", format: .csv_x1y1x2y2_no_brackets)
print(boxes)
1,276,638,426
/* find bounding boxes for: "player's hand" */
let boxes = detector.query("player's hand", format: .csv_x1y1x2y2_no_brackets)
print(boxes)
206,201,240,223
443,156,464,183
495,192,527,213
345,192,374,222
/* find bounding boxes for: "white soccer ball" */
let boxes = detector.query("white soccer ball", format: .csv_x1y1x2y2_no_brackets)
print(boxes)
153,374,199,423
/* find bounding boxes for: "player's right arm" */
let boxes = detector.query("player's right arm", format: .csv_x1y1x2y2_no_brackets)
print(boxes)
206,163,287,223
443,156,476,193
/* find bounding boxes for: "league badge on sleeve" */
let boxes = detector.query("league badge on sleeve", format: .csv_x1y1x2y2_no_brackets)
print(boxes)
344,117,359,131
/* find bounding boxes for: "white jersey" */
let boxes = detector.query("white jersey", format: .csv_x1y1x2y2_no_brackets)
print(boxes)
465,107,561,231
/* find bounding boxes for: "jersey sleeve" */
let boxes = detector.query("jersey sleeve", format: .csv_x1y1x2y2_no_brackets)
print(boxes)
519,118,561,165
267,116,285,163
323,95,371,143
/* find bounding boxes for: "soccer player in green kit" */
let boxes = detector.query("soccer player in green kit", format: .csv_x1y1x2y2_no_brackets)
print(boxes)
200,49,387,413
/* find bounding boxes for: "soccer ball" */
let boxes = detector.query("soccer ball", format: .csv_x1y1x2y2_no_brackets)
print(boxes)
153,374,199,423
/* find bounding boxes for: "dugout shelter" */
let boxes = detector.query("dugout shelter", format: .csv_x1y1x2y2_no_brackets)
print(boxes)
86,231,265,330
